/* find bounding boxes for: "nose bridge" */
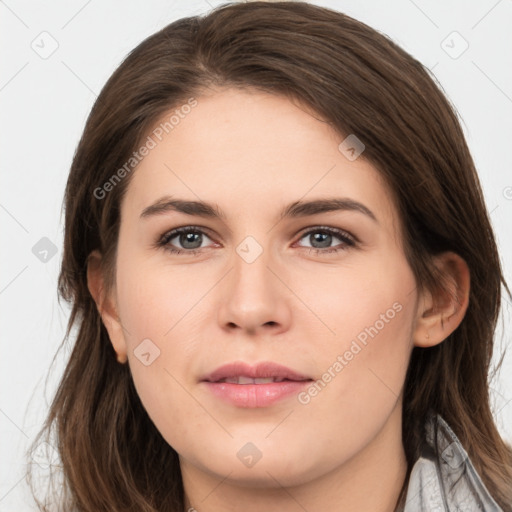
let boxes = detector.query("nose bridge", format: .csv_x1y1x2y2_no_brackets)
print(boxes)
232,234,276,304
217,233,290,333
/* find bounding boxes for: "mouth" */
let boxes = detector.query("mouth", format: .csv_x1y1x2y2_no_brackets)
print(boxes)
200,361,314,408
212,376,309,384
201,360,312,383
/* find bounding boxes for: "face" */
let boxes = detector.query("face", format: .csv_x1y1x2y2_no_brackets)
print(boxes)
108,88,419,487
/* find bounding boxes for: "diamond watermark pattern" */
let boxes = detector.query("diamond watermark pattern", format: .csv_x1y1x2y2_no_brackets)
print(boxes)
31,441,59,469
31,31,59,59
134,338,161,366
236,236,263,264
32,237,58,263
441,31,469,59
338,134,365,161
441,441,467,469
237,442,263,468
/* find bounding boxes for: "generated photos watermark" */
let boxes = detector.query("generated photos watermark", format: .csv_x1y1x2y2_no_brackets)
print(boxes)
93,97,198,200
297,301,403,405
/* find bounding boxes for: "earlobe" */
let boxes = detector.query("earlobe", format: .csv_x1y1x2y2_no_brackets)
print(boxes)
412,252,470,348
86,250,128,364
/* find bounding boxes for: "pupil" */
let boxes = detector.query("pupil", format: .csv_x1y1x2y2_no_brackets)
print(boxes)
181,232,201,249
311,232,331,248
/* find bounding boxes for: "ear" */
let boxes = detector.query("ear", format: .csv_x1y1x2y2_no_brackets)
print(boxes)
86,250,128,363
412,252,470,348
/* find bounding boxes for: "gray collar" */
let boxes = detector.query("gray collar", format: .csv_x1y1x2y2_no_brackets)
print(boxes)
401,413,503,511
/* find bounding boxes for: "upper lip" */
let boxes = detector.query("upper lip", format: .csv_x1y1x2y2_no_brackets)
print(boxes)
201,361,313,383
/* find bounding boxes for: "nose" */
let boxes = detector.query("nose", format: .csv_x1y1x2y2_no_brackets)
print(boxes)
216,242,292,336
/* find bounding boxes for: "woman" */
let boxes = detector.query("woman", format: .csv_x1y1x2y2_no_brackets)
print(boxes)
28,1,512,510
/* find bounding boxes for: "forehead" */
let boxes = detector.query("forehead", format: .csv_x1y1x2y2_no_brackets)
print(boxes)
122,88,398,229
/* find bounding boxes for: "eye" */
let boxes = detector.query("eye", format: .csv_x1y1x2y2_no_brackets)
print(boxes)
295,226,357,255
156,226,216,255
156,225,357,256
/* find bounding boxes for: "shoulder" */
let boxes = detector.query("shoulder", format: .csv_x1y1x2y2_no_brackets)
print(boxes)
401,413,504,511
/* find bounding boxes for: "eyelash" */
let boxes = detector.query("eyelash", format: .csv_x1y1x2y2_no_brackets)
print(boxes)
155,225,357,257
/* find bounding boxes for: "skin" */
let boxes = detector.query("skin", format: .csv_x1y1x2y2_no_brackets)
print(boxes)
88,87,470,512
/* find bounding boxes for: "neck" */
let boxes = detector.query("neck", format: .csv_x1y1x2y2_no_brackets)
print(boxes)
181,404,407,512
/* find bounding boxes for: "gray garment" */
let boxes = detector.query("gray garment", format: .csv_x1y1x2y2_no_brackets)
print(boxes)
400,414,504,511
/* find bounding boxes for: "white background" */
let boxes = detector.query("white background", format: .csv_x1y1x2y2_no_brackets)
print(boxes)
1,0,511,509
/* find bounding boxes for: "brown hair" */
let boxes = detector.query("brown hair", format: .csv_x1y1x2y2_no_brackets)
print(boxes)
27,1,512,510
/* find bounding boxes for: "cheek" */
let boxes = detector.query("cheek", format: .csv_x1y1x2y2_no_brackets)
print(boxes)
286,267,415,468
299,258,416,419
116,247,217,356
292,251,415,355
114,255,215,444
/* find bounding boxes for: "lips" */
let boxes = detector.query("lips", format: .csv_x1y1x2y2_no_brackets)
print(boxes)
200,362,314,407
201,361,312,384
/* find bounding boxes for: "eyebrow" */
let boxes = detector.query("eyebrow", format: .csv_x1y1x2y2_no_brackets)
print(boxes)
140,196,378,223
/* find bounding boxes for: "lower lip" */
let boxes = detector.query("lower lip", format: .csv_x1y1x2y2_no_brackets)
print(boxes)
202,380,312,408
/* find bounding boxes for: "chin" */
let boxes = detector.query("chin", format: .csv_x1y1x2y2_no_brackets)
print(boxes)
190,447,322,489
